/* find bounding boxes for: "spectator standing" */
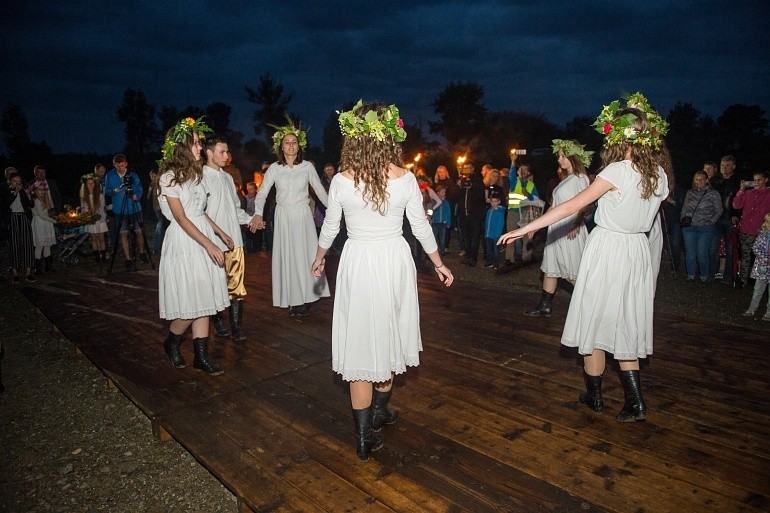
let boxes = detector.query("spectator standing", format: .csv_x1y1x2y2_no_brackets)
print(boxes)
147,170,168,254
29,182,57,274
742,213,770,320
242,181,259,253
681,171,723,282
456,161,486,266
104,154,148,270
3,172,35,282
431,184,451,255
506,155,539,262
80,174,109,262
711,155,741,284
31,165,62,214
732,171,770,286
483,192,506,268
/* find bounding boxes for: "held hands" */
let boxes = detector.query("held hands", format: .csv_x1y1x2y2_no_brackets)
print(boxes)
248,215,265,233
205,241,225,266
567,225,581,240
311,258,325,277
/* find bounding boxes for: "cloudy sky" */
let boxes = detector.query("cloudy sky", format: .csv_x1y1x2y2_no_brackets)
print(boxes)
2,1,768,156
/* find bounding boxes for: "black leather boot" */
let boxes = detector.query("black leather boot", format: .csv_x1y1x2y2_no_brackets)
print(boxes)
163,332,185,368
93,250,101,262
524,290,554,317
192,337,223,376
44,256,55,273
352,407,384,461
578,371,603,413
211,311,231,338
229,300,246,342
371,388,399,431
34,259,43,275
616,370,647,422
100,251,107,262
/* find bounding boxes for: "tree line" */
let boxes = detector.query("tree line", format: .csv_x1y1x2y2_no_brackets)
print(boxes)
1,76,767,206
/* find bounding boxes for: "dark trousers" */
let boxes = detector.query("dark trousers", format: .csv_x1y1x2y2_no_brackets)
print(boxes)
458,214,483,263
713,218,736,279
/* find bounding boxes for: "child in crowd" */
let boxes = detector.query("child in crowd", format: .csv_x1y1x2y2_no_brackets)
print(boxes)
81,174,109,261
242,181,260,253
30,182,57,274
743,212,770,321
431,184,451,255
484,192,506,269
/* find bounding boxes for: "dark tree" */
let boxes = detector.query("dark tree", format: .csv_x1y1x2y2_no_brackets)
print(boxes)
116,88,159,166
665,102,713,183
429,81,487,145
0,104,52,172
245,73,294,145
321,109,343,167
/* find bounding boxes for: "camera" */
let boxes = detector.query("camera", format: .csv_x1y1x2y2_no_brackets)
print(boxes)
744,180,755,188
122,173,133,188
460,176,472,189
510,149,527,155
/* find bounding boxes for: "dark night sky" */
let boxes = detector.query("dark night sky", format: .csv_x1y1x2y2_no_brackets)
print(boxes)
2,1,769,156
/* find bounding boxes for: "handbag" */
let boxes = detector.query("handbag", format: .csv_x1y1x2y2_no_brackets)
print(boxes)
681,193,705,228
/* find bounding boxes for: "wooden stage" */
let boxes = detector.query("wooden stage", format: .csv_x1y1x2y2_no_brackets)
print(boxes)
22,253,769,513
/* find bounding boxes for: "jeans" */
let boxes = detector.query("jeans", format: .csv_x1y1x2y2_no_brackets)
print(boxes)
663,218,683,272
458,214,483,263
683,224,717,280
484,238,501,267
738,233,757,282
432,223,448,254
712,218,736,279
747,279,770,315
153,209,168,253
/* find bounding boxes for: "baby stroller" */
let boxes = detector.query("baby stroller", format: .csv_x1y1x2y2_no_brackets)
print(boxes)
57,225,90,265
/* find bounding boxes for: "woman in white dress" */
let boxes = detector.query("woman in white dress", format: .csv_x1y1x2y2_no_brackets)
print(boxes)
250,122,330,317
80,174,109,262
525,140,592,316
500,93,669,422
157,117,232,376
312,100,454,460
30,182,57,274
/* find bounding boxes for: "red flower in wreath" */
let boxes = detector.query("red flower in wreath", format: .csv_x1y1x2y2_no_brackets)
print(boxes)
603,123,612,135
397,118,404,128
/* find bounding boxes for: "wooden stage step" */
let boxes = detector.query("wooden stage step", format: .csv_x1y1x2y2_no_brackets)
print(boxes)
22,253,770,513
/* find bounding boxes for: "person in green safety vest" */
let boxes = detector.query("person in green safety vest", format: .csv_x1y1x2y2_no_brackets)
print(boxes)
506,153,539,262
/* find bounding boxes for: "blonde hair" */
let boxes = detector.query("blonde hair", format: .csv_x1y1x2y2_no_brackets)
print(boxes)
339,102,404,214
761,213,770,234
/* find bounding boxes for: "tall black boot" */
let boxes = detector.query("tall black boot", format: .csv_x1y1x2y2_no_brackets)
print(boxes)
371,388,399,431
616,370,647,422
100,250,107,262
229,300,247,342
44,256,55,273
211,311,231,338
352,407,384,461
93,250,101,262
192,337,224,376
524,290,554,317
34,259,43,275
578,371,603,413
163,332,185,368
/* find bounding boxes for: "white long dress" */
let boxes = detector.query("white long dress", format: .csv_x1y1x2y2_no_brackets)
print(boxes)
81,195,108,234
253,160,330,308
318,172,439,382
31,199,56,247
541,173,590,280
561,161,668,360
158,173,230,320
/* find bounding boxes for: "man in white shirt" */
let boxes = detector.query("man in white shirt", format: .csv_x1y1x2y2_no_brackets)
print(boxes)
202,135,254,341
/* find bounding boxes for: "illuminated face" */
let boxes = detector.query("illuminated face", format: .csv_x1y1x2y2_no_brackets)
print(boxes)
693,173,708,187
557,152,573,173
720,159,735,178
207,142,229,169
246,183,257,196
436,166,449,180
518,165,531,180
192,133,202,161
703,164,717,178
115,161,128,173
282,135,299,158
754,173,767,189
9,176,21,188
86,178,95,190
324,165,336,178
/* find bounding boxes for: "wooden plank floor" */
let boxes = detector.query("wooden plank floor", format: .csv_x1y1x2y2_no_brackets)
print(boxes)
22,253,770,513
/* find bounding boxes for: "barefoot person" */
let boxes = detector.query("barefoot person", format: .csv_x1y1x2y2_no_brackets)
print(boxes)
499,92,669,422
312,100,454,460
157,117,232,376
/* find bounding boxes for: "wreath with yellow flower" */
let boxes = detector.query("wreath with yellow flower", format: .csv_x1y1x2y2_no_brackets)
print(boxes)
337,99,407,143
269,115,308,155
157,117,214,167
551,139,594,168
593,92,669,149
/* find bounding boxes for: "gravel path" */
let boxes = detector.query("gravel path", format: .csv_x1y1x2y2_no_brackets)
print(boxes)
0,238,764,512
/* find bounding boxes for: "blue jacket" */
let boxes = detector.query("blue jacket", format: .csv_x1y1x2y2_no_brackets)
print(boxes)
432,198,452,226
485,205,506,239
104,169,143,215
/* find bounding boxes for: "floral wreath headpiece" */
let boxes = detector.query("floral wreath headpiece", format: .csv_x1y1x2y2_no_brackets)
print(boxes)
80,173,97,184
336,99,407,143
269,115,307,155
593,92,669,149
157,117,214,167
551,139,594,168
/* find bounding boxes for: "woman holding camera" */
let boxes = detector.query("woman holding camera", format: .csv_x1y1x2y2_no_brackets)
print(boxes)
2,172,35,283
681,170,722,282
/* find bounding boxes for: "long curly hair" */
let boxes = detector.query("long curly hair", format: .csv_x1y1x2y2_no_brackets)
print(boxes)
159,129,202,187
600,107,661,200
339,102,404,214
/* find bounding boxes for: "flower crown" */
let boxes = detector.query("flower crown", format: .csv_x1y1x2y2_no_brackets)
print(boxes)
552,139,594,168
337,99,407,143
157,117,214,167
80,173,97,184
593,92,669,149
269,116,307,155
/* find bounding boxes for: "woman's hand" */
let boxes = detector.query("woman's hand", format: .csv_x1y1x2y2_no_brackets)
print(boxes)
205,241,225,266
567,225,581,240
311,257,325,277
249,215,265,233
434,264,454,286
220,233,234,250
498,228,525,246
